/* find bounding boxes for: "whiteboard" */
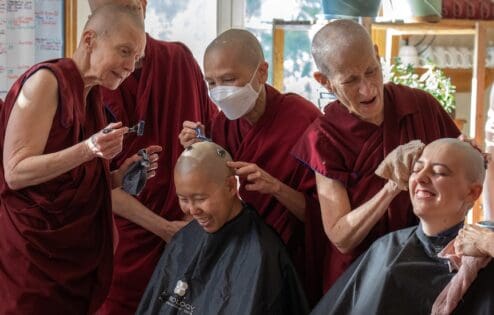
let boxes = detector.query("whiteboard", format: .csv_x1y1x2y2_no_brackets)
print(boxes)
0,0,64,99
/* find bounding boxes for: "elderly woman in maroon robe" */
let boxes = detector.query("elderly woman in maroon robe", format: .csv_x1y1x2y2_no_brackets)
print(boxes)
0,5,156,315
291,19,461,292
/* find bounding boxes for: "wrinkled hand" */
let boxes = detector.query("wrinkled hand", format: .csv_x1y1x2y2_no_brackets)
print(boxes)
454,224,493,257
375,140,425,191
111,145,162,189
85,122,129,159
227,161,280,195
178,120,205,147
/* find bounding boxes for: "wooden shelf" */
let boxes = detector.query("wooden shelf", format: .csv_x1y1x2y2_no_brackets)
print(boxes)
415,68,494,93
373,19,494,35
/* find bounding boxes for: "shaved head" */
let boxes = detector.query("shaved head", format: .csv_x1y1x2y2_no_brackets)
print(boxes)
312,19,375,76
84,3,144,37
425,138,486,185
205,29,264,71
88,0,143,12
175,142,234,185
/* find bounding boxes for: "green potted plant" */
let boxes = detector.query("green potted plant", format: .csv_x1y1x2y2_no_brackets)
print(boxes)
387,57,457,118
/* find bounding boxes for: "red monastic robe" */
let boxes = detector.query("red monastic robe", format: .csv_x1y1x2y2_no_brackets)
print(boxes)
291,83,461,292
0,59,114,315
98,35,217,315
210,85,325,305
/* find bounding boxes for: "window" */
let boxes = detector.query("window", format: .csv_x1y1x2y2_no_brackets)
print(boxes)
245,0,325,107
145,0,217,68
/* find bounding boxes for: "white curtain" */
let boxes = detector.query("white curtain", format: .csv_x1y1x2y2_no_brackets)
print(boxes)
0,0,64,99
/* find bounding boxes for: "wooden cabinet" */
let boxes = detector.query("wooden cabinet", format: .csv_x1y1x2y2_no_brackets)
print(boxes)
372,19,494,222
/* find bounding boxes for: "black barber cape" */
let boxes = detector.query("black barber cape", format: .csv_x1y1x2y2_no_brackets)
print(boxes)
136,205,309,315
311,225,494,315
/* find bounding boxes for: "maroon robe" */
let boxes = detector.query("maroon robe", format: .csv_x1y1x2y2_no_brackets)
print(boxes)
291,83,461,292
210,84,325,305
0,59,114,315
98,35,217,315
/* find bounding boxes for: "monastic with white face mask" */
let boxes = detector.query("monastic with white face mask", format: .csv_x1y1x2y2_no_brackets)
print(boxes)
209,65,261,120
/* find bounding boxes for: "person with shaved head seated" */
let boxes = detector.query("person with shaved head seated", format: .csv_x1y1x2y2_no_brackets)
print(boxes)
87,1,218,314
291,19,460,292
311,138,494,315
0,4,146,315
136,141,309,315
179,28,324,305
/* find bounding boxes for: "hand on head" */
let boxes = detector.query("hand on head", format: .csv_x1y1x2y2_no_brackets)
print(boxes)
375,140,425,191
227,161,280,195
179,121,205,147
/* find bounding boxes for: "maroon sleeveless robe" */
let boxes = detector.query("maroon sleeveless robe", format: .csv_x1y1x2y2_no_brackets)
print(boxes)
0,59,114,315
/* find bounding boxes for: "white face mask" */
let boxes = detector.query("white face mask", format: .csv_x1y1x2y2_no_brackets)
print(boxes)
209,66,262,120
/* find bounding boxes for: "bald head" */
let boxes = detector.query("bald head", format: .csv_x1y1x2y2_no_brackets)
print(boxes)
175,142,234,185
205,29,264,71
84,3,144,38
88,0,143,12
312,19,374,76
426,138,486,185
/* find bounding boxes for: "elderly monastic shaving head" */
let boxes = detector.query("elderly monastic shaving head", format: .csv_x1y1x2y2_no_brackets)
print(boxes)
410,138,485,235
74,3,145,91
312,19,375,77
310,19,384,125
204,28,264,71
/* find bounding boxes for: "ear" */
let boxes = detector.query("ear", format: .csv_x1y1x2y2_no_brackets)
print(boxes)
313,71,334,93
225,175,238,196
257,61,269,84
82,29,97,52
464,183,483,209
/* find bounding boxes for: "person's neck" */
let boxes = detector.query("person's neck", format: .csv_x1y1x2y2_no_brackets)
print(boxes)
421,217,465,236
227,198,244,222
244,85,266,125
72,49,97,102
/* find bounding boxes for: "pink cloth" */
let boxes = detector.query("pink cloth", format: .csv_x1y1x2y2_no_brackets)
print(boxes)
431,239,492,315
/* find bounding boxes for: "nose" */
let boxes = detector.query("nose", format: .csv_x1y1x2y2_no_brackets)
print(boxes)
123,56,136,73
188,202,202,216
359,78,373,96
414,168,430,185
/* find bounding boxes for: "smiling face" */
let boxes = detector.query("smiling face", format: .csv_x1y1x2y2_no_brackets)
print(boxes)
175,170,239,233
409,140,483,233
85,22,145,90
174,142,242,233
